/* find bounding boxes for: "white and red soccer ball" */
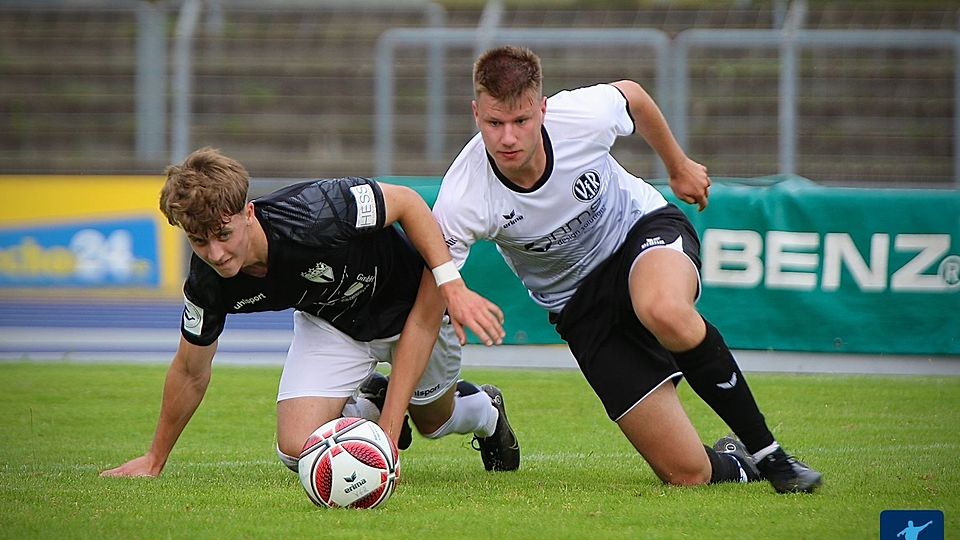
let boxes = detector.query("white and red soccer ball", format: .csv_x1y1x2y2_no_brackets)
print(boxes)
298,417,400,509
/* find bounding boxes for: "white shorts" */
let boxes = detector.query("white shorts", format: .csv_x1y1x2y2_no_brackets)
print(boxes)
277,311,462,406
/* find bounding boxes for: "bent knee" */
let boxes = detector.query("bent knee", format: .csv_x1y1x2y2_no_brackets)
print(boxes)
277,441,303,461
654,463,711,487
419,427,444,439
408,397,454,437
409,415,446,438
635,299,688,333
276,430,311,461
276,445,299,472
634,301,703,350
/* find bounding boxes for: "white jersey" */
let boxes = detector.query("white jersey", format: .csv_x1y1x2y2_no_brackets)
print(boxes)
434,84,668,312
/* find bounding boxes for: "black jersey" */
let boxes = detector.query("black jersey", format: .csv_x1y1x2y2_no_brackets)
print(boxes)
180,177,424,346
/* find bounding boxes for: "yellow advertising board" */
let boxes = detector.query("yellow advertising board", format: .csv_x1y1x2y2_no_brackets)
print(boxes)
0,176,184,296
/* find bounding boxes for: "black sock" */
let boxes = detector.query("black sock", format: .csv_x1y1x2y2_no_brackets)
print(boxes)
673,319,775,454
456,380,481,396
705,445,745,483
756,448,791,476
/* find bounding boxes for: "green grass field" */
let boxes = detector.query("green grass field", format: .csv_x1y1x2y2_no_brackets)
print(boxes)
1,362,957,539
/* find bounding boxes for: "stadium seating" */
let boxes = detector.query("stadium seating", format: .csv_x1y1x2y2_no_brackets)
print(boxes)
0,2,955,186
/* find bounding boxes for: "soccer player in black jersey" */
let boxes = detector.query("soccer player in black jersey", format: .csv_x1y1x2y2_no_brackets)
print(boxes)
435,46,821,493
101,148,519,478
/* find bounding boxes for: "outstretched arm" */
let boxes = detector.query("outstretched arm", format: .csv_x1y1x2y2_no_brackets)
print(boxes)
611,79,711,212
380,183,505,346
100,337,217,477
378,269,444,444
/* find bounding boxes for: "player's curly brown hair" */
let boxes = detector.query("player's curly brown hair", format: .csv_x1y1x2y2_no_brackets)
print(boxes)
473,45,542,104
159,147,249,238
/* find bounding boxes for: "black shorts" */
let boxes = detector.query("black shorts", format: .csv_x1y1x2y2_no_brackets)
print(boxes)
549,204,701,421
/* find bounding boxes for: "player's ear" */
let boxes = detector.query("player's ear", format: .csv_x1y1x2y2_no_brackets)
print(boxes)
472,100,480,125
244,202,255,223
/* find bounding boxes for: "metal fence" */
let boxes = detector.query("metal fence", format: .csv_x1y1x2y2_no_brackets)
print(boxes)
374,26,959,186
1,1,957,187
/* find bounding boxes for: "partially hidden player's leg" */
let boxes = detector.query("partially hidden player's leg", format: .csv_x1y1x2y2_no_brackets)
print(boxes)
275,396,350,471
408,382,491,437
273,311,380,472
401,322,519,471
617,381,751,485
356,372,413,449
629,247,821,493
370,320,495,440
408,380,518,472
407,384,456,435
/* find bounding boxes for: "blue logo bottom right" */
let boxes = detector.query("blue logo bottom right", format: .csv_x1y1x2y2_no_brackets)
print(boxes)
880,510,944,540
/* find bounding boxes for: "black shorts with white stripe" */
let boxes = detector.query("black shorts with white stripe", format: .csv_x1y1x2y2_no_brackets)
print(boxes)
549,204,701,420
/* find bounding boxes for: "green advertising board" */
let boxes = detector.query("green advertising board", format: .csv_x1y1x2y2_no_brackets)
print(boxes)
385,176,960,356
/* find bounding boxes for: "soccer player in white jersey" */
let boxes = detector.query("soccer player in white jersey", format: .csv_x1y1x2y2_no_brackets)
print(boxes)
434,45,821,493
101,148,519,479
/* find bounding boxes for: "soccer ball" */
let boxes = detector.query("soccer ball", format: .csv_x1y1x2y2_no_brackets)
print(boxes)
298,417,400,509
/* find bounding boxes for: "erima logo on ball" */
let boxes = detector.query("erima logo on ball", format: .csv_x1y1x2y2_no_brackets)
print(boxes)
344,477,368,494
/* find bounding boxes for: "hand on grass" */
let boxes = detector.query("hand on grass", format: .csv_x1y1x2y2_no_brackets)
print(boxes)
100,455,162,478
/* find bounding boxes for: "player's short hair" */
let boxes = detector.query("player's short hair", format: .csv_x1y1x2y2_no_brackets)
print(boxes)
159,147,249,237
473,45,542,103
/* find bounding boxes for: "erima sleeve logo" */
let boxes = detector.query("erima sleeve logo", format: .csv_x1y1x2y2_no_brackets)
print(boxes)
182,297,204,336
349,184,378,229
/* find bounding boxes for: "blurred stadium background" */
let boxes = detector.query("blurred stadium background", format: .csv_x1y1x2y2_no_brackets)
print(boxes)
2,0,958,184
0,0,958,370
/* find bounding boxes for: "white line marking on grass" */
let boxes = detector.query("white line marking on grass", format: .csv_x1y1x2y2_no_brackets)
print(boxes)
17,442,959,476
805,442,960,454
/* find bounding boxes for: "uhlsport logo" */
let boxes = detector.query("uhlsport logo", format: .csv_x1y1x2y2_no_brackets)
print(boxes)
879,510,943,540
413,382,443,398
572,170,602,202
233,293,266,310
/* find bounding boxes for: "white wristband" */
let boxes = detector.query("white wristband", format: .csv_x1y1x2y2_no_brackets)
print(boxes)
431,261,461,287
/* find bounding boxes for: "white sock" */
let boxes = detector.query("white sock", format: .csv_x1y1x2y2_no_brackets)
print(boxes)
341,396,381,422
752,441,781,461
424,391,498,439
276,445,299,473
